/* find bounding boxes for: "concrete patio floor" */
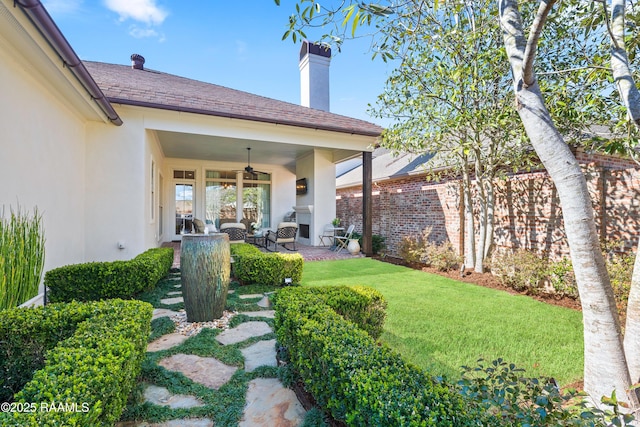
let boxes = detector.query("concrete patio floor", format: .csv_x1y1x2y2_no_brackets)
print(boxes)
162,240,363,268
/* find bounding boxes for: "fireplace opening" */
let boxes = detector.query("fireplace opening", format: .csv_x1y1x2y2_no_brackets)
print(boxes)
299,224,310,239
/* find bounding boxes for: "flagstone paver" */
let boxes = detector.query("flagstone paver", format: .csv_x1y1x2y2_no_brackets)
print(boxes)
158,354,237,389
147,332,190,352
241,310,275,319
239,378,306,427
167,291,182,296
143,384,204,409
239,293,263,300
152,308,180,320
257,296,271,308
241,339,277,372
160,296,184,305
216,321,272,345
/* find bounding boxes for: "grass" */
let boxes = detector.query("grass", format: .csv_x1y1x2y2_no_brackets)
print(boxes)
301,257,584,386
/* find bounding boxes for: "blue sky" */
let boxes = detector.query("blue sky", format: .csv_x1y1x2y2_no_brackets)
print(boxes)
42,0,393,126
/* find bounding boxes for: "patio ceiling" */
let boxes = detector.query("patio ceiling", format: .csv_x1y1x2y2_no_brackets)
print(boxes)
156,130,358,167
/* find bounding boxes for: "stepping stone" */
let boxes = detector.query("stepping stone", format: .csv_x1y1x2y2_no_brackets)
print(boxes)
167,291,182,296
174,284,181,288
228,289,235,294
147,332,189,352
241,339,277,372
158,354,237,390
239,378,306,427
257,296,271,308
241,310,275,319
239,293,263,300
216,321,272,345
143,384,204,409
160,296,184,305
152,308,179,320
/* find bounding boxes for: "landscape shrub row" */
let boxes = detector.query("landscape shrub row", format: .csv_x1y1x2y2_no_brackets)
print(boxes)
45,247,174,302
490,247,633,307
230,243,303,286
398,227,462,271
0,299,152,426
274,286,473,425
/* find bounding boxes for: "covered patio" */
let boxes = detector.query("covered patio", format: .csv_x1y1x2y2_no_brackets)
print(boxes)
162,241,363,268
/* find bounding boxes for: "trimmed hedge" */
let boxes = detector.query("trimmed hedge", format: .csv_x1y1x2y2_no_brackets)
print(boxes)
0,299,152,426
274,286,474,426
230,243,303,286
45,247,174,302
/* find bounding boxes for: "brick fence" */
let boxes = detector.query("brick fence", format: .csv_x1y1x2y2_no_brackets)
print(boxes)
336,152,640,260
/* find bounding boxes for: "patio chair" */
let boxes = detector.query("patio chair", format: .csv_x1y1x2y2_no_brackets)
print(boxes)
319,224,337,247
334,224,355,253
220,222,247,244
265,222,298,251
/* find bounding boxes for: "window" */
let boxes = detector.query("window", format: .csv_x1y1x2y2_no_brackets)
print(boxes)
205,170,271,230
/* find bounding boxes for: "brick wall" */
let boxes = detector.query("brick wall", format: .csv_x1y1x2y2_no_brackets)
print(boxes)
336,153,640,260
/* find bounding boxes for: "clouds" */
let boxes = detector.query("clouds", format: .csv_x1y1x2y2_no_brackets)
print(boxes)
42,0,84,16
103,0,167,40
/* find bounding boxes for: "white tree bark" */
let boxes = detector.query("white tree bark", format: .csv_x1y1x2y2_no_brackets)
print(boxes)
608,0,640,387
462,163,476,269
498,0,637,406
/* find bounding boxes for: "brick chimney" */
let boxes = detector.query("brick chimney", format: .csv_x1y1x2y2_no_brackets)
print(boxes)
131,54,145,70
299,41,331,112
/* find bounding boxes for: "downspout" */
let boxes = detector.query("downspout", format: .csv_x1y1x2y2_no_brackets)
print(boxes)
14,0,123,126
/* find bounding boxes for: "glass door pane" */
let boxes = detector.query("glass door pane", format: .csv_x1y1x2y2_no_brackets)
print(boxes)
175,183,194,235
205,182,237,230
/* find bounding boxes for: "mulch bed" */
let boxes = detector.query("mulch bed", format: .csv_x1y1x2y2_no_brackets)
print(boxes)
375,255,582,312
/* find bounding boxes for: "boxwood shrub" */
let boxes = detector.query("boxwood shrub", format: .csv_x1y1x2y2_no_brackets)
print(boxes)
45,247,174,302
230,243,303,286
0,299,152,426
274,286,474,425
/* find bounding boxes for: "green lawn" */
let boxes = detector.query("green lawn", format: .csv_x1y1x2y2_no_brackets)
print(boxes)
301,258,583,386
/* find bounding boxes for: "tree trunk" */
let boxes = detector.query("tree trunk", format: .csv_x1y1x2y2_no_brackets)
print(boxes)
498,0,637,406
462,163,476,269
475,156,487,273
180,234,231,322
484,179,495,260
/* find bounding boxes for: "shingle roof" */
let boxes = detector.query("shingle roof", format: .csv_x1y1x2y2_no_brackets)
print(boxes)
84,61,383,137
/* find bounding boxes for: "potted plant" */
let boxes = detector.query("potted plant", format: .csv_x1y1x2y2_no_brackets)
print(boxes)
332,218,341,227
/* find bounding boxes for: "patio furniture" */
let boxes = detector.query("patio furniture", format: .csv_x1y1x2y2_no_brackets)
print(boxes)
265,222,298,251
334,224,355,253
193,218,206,233
220,222,247,244
319,224,343,247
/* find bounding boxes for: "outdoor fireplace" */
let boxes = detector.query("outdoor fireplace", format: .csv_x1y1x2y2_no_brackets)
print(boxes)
299,224,310,239
292,205,313,245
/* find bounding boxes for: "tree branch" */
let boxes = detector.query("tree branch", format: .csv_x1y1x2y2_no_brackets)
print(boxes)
522,0,558,86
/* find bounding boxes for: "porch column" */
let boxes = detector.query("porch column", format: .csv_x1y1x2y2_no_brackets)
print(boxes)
236,171,243,222
362,151,373,256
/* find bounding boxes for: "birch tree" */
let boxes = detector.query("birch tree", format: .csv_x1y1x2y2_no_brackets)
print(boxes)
276,0,640,408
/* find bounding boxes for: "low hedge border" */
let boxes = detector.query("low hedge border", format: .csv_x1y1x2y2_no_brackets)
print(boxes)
274,286,474,426
230,243,303,286
0,299,152,426
45,247,174,303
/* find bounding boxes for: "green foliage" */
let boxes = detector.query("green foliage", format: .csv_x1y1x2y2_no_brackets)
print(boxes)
350,232,386,255
0,299,152,426
547,257,579,299
459,358,636,426
0,205,45,310
398,228,462,271
490,249,549,294
45,247,174,303
274,286,472,425
230,243,303,286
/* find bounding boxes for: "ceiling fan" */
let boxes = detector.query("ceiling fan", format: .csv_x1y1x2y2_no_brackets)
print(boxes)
243,147,265,177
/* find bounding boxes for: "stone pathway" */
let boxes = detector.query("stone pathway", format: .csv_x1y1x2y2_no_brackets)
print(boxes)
117,285,306,426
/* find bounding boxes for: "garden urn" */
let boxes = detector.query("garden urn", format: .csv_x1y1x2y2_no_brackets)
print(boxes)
180,233,230,322
347,238,361,255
